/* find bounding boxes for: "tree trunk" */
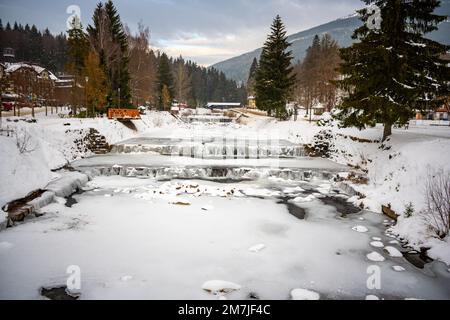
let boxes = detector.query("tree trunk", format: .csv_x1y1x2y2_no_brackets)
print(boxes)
382,122,392,142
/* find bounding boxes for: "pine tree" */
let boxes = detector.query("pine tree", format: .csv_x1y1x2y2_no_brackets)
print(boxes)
66,17,89,76
255,15,296,120
335,0,450,141
156,53,174,110
247,57,258,96
88,0,132,108
173,56,191,103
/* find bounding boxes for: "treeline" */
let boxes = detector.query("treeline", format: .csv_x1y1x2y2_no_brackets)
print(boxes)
128,24,246,110
0,1,246,112
0,20,67,73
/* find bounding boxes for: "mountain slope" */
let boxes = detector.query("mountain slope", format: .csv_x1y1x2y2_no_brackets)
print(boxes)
213,2,450,83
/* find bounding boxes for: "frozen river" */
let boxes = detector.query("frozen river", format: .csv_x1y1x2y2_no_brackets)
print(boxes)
1,128,449,300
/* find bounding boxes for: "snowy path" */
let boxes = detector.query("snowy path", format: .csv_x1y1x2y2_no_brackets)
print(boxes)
0,176,449,300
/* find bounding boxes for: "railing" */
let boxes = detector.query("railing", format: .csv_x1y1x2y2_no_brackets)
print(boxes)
107,108,140,120
410,120,450,126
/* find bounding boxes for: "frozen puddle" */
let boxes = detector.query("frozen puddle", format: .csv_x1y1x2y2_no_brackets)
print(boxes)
1,176,449,300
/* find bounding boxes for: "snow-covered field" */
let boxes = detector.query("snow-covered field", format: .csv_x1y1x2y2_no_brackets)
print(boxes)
1,109,449,300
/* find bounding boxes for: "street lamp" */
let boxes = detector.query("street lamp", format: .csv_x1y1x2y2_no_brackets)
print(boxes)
118,87,121,109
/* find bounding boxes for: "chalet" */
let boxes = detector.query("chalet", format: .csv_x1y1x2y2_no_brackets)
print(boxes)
1,63,60,107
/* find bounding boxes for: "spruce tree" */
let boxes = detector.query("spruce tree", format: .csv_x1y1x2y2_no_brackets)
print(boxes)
247,57,258,96
88,0,131,108
255,15,296,120
156,53,174,110
335,0,450,141
66,17,89,76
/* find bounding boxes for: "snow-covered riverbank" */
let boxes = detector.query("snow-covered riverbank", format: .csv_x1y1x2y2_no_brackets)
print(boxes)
1,110,449,276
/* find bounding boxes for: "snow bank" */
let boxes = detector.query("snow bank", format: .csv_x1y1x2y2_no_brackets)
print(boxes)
45,172,89,198
0,210,8,231
427,238,450,266
0,115,150,207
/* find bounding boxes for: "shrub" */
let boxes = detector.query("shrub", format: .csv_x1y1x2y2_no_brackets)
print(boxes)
404,202,415,218
14,127,35,154
424,169,450,238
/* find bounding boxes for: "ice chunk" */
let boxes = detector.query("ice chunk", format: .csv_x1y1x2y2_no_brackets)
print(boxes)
392,266,405,272
249,244,266,253
372,237,382,241
366,295,380,300
292,195,316,203
290,288,320,300
367,252,385,262
202,280,241,294
384,246,403,258
352,226,368,233
370,241,384,248
283,187,305,194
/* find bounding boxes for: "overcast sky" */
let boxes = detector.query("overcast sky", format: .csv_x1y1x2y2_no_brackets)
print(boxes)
0,0,363,65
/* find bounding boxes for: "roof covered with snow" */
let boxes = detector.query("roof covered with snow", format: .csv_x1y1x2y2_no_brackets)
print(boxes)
4,62,59,81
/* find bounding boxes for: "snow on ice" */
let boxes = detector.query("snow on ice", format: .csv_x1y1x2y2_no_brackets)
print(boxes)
290,288,320,300
367,252,386,262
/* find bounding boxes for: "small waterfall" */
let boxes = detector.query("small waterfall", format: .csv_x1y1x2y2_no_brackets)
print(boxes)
111,138,306,159
82,165,335,182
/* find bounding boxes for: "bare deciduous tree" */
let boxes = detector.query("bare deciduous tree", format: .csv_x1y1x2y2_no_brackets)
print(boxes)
15,127,35,154
424,169,450,238
126,23,157,106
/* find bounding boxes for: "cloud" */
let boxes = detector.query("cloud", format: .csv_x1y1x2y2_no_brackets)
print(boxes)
0,0,362,65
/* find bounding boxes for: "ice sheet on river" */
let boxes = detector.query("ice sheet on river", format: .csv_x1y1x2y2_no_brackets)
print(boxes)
0,176,449,300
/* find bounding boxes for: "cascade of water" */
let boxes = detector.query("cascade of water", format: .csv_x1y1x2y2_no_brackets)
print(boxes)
84,165,335,182
111,139,306,159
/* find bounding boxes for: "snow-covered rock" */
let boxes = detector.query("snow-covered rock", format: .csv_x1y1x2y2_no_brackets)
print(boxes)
366,295,380,300
202,281,241,295
384,246,403,258
352,226,369,233
290,288,320,300
292,195,316,203
0,210,8,231
370,241,384,248
426,237,450,266
367,252,385,262
392,266,406,272
45,172,89,198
